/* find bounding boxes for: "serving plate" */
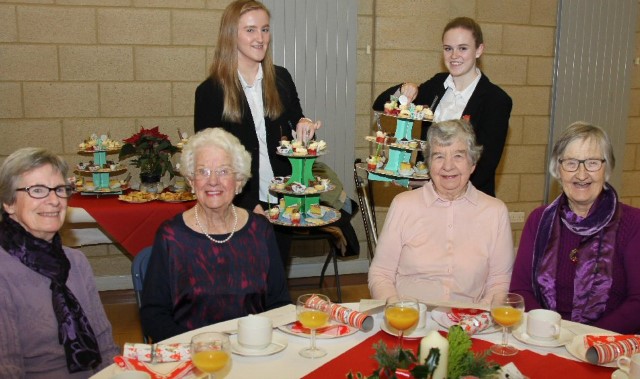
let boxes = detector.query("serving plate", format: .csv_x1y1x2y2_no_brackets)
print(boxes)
430,307,499,335
380,323,430,340
118,192,158,203
157,192,196,202
270,206,340,227
278,321,357,339
566,333,619,368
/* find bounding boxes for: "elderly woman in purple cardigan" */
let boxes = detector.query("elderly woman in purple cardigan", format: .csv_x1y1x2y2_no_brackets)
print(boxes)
510,122,640,334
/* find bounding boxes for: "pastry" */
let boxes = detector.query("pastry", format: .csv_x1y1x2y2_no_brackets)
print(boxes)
309,204,322,216
399,162,412,171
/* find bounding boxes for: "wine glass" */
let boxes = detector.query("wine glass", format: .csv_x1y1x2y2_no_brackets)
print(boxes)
490,292,525,356
297,293,331,358
190,332,231,379
384,295,419,350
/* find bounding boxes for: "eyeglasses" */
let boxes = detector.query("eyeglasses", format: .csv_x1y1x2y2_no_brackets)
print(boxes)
193,167,235,179
17,185,74,199
558,158,606,172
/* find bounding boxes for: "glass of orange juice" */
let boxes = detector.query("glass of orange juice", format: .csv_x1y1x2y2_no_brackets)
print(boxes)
490,292,525,356
190,332,231,378
385,295,419,350
297,293,331,358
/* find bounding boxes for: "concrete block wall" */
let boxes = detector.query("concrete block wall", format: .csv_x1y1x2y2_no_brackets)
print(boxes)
0,0,638,278
357,0,640,247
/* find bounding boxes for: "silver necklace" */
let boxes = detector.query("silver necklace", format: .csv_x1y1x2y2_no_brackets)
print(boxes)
194,204,238,244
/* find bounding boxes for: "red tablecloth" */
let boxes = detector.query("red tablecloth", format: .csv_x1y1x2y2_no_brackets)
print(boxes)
68,194,193,255
303,331,614,379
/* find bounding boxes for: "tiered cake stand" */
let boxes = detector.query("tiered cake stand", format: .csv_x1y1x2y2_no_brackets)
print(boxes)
268,149,340,227
75,148,127,195
361,112,431,187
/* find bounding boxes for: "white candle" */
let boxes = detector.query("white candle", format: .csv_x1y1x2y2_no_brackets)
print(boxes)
418,330,449,379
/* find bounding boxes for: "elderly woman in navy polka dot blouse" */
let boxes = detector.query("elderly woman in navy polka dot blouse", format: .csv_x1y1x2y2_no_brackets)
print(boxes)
140,128,291,342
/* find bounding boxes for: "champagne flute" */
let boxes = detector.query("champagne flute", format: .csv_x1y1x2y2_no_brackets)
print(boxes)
297,293,331,358
490,292,525,356
384,295,419,350
190,332,231,379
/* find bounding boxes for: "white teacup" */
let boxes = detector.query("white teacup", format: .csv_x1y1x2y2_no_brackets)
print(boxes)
526,309,561,341
618,353,640,379
416,302,428,329
238,315,272,350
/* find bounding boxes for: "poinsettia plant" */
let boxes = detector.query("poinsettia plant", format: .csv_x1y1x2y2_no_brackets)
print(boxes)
119,126,179,179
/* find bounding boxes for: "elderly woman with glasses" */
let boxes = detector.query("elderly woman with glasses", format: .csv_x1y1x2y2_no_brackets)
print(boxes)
368,119,514,305
140,128,290,342
510,122,640,334
0,148,119,378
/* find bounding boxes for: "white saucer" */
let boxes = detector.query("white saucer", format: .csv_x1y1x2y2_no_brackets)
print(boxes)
380,323,429,339
512,326,573,347
230,335,287,357
612,369,628,379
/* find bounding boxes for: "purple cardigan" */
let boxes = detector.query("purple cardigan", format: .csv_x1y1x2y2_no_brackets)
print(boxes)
510,203,640,334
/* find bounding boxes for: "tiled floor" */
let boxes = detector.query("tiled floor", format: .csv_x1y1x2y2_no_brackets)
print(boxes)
101,273,370,349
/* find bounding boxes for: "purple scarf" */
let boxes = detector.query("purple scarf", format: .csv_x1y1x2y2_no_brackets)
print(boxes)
0,213,101,373
531,185,620,323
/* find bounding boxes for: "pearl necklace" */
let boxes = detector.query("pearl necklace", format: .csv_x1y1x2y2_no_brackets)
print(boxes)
194,204,237,244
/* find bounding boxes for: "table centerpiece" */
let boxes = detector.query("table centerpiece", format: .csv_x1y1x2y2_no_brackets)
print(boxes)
119,126,179,191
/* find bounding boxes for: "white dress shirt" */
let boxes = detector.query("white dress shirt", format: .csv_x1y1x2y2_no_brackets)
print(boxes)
239,65,275,204
434,68,482,123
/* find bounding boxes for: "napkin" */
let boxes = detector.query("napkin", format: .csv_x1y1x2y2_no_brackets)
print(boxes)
497,362,527,379
123,343,190,363
447,308,493,335
584,334,640,364
306,294,373,331
114,356,197,379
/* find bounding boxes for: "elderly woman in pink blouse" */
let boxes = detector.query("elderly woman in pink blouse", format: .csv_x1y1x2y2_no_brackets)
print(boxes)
368,119,514,305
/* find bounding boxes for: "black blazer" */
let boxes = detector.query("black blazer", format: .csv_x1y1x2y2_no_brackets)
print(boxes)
194,66,304,210
373,72,512,197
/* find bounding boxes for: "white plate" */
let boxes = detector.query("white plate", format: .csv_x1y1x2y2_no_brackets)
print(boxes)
612,369,628,379
512,325,573,347
430,307,499,335
230,335,287,357
565,333,619,368
277,321,358,339
398,169,414,177
380,322,429,339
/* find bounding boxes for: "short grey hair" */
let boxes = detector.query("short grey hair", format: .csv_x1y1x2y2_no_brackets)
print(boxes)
424,119,483,167
0,147,69,207
549,121,615,181
180,128,252,189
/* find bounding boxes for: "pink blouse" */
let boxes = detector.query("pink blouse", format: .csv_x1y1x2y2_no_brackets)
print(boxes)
368,183,514,305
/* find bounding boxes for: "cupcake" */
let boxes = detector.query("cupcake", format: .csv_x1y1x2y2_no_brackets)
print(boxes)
291,211,301,225
307,142,318,155
268,207,280,220
367,156,378,171
375,131,387,144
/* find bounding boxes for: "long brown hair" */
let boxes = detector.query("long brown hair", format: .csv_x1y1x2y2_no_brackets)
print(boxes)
209,0,283,123
442,17,484,48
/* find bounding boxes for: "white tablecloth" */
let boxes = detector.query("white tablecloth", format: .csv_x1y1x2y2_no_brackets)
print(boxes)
90,302,613,379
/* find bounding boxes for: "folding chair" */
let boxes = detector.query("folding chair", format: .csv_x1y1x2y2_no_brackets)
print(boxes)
354,159,378,261
131,246,153,343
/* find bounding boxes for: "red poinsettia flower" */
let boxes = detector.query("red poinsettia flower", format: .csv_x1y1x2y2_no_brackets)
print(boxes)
119,126,178,179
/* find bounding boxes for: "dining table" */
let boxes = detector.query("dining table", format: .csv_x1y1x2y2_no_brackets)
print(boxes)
90,302,620,379
65,193,194,256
